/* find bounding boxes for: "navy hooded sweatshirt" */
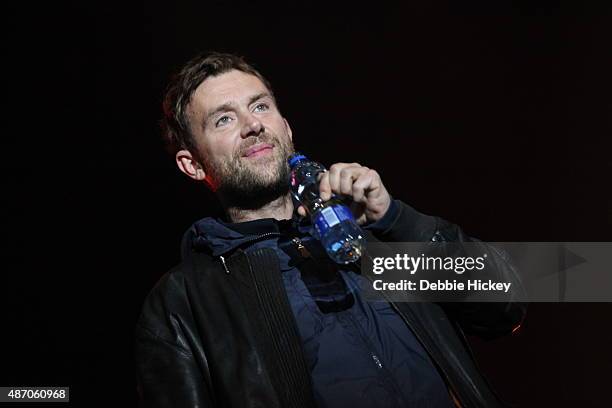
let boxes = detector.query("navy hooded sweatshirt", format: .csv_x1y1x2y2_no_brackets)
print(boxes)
183,200,453,408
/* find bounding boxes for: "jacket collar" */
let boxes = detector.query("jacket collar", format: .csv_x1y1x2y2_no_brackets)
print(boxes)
181,213,313,259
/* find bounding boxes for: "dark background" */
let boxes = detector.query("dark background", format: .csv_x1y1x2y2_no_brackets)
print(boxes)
2,1,611,407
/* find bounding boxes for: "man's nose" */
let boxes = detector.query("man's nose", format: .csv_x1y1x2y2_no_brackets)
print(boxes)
240,113,264,139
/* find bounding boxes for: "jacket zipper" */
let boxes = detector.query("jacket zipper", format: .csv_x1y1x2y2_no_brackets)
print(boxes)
368,281,466,407
220,232,309,270
218,232,282,274
291,237,312,258
240,232,282,246
293,237,407,406
340,312,409,407
390,301,464,407
219,255,230,274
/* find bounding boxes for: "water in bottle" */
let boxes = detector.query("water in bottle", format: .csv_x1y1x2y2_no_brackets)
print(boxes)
288,153,366,264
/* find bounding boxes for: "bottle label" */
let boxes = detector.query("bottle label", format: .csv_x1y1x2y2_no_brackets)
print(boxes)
313,204,354,238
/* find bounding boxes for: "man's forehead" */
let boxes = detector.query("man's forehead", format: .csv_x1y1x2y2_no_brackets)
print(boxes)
190,70,270,114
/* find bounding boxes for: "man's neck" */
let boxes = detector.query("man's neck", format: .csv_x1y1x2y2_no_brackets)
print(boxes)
224,193,294,223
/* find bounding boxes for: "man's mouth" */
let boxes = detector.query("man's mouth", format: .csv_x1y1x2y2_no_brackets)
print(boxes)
243,143,274,158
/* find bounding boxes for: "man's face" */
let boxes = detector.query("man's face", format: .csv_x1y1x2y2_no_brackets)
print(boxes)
185,69,295,208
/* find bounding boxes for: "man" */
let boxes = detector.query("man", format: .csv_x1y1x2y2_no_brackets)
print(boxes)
135,52,525,408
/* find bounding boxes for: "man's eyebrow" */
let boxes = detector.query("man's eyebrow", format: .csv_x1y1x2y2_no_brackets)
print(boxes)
204,92,273,125
204,102,234,125
248,92,273,105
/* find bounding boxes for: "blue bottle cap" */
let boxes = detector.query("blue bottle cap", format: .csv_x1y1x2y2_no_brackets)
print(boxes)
288,153,308,169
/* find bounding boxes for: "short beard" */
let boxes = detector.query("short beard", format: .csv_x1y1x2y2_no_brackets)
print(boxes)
204,138,295,210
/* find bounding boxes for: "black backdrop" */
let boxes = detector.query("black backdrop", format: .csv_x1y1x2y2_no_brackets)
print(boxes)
2,2,611,407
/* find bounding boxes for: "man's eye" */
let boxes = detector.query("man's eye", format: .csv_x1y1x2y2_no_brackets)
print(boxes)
215,116,232,127
253,103,269,112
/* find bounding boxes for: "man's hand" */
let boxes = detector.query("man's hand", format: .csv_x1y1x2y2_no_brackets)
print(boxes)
296,162,392,225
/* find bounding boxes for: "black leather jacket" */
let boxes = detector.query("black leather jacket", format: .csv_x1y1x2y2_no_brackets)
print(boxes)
135,200,526,408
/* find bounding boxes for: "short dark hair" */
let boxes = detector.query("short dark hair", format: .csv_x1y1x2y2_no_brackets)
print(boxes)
161,52,275,157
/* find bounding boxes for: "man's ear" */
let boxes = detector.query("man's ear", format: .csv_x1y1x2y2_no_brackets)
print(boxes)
176,149,217,191
176,149,206,181
283,118,293,141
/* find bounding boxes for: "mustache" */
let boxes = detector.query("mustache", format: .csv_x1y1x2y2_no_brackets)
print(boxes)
237,133,279,157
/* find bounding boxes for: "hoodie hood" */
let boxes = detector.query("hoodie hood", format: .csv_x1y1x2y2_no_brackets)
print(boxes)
181,213,314,260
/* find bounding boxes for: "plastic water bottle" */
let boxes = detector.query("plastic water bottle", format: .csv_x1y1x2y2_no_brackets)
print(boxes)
288,153,366,264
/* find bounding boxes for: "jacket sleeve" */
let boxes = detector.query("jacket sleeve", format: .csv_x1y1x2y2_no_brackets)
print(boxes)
135,323,214,408
365,199,527,339
135,268,216,408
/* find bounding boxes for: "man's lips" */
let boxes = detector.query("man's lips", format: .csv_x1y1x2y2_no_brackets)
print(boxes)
243,143,274,158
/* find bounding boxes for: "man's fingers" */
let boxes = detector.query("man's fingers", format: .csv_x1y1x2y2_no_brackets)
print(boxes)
317,163,374,203
340,166,369,196
318,171,331,201
303,161,390,224
327,165,340,199
327,163,361,199
352,169,377,203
